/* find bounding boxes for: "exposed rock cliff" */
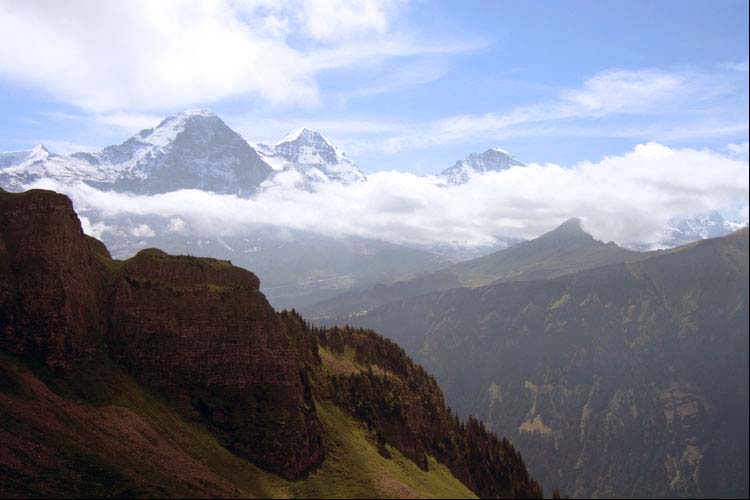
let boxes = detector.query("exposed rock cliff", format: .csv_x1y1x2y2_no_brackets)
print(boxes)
109,249,324,479
0,188,543,498
0,189,108,370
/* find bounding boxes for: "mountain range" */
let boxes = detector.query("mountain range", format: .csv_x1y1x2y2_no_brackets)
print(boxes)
304,218,648,320
94,217,451,310
0,110,366,195
0,109,745,312
1,114,521,191
349,226,749,498
0,187,544,499
663,211,748,248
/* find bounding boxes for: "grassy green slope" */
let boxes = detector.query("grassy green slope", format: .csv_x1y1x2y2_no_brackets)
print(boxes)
0,352,475,499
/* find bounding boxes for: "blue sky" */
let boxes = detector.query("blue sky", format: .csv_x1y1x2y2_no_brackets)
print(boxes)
0,0,748,174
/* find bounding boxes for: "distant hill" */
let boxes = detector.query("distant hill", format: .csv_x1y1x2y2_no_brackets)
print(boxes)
305,218,646,320
94,216,451,310
352,227,750,498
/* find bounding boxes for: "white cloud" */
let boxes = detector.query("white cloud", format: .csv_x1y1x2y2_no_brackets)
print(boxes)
167,217,189,235
0,0,469,112
240,68,743,156
31,143,749,248
295,0,399,41
560,69,684,114
727,141,749,157
397,69,736,148
79,216,121,239
130,223,156,238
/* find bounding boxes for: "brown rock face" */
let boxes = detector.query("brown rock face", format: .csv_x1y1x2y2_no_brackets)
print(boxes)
0,190,107,370
0,188,544,497
108,249,324,479
0,189,323,480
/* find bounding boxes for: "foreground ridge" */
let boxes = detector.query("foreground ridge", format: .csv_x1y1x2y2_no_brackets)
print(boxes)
0,188,544,498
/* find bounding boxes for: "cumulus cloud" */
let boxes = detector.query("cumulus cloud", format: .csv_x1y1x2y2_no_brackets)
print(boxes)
0,0,464,112
79,216,122,239
31,143,748,248
130,223,156,238
167,217,189,235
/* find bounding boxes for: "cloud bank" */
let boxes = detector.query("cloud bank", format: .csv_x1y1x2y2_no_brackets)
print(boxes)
0,0,458,112
31,143,749,249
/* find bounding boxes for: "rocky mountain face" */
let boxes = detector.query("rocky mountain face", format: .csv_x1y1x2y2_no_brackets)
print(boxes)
663,211,748,248
352,228,750,498
0,188,542,498
440,148,525,185
108,249,324,478
305,218,645,321
1,145,50,168
255,127,366,184
0,112,367,196
0,189,109,370
1,110,274,195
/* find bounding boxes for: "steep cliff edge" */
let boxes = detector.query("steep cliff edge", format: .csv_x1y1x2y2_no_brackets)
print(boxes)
0,188,542,498
109,249,324,480
0,189,108,370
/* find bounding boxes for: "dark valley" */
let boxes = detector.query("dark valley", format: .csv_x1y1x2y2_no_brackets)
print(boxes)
350,222,749,498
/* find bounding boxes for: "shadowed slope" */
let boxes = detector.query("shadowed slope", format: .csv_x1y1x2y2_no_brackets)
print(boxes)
0,188,543,499
353,228,749,498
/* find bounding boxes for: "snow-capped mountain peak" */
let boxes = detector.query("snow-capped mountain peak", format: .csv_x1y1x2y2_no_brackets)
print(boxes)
0,144,53,172
665,211,748,246
490,147,511,155
0,110,366,193
260,127,366,184
440,147,525,185
27,144,52,159
133,109,222,148
275,127,319,146
1,109,272,195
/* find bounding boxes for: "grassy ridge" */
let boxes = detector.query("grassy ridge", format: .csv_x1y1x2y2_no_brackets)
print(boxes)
0,352,475,499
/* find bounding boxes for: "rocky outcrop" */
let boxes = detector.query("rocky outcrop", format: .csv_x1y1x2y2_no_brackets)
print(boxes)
0,189,108,370
0,189,324,480
109,249,324,479
0,188,544,497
